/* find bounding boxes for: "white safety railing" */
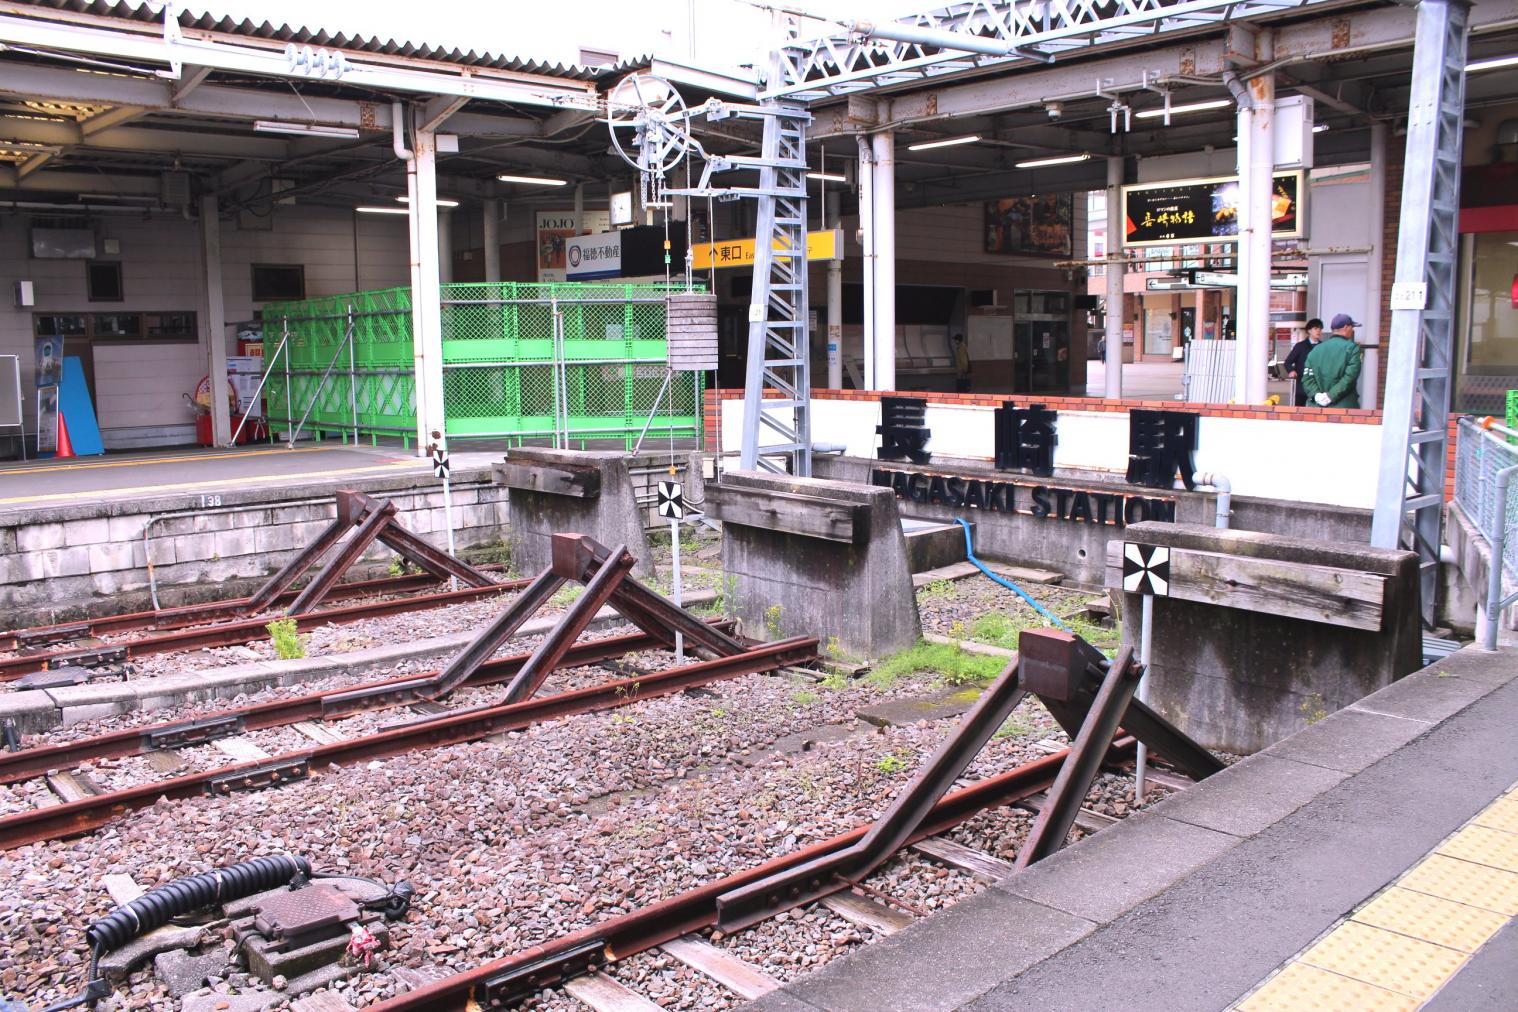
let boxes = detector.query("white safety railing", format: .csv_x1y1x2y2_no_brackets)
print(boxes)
1453,416,1518,649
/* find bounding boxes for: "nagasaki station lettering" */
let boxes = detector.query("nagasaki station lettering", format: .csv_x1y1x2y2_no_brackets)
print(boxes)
870,468,1176,526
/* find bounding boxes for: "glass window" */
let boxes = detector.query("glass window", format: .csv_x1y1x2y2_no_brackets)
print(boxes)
1466,231,1518,369
87,261,123,302
93,313,141,339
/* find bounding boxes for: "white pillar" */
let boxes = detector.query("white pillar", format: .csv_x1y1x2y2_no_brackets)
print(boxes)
437,208,454,284
573,182,585,234
412,128,446,452
872,130,896,392
482,199,501,283
857,135,875,391
1104,155,1125,399
1235,68,1275,404
1362,122,1388,410
199,192,231,446
826,190,843,389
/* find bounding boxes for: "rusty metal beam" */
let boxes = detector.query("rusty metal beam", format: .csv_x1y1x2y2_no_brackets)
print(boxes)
715,648,1028,932
244,501,373,613
375,523,495,589
285,499,397,616
424,568,566,700
0,637,816,850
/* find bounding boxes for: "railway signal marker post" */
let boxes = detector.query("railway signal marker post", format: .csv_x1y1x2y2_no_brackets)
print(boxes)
430,433,457,590
660,480,686,660
1123,542,1170,798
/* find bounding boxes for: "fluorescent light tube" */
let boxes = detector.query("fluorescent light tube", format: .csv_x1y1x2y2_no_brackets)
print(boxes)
355,206,410,215
1466,54,1518,73
254,120,360,139
496,173,568,186
1134,99,1231,120
907,134,979,151
395,196,461,207
807,171,848,182
1014,152,1090,169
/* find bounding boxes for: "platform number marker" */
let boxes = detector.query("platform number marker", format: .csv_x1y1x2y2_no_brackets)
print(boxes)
1122,543,1170,596
658,480,685,520
430,446,451,481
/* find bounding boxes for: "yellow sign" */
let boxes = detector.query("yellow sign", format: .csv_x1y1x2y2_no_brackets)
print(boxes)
692,229,843,270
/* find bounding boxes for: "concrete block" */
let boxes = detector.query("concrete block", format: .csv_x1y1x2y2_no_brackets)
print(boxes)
403,508,434,534
107,514,149,542
88,540,140,574
40,547,92,578
154,948,230,997
1261,706,1431,774
254,525,300,553
0,690,63,735
996,809,1239,924
213,528,258,559
15,521,65,551
716,470,919,660
2,552,47,583
63,517,112,546
172,532,217,562
499,448,653,579
232,507,275,528
1146,754,1348,838
189,512,236,533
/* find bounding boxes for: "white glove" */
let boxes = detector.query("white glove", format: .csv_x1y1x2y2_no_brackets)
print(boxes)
1314,392,1332,407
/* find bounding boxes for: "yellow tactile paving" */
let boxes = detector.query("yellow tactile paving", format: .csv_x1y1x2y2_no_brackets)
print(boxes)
1351,887,1510,953
1298,921,1468,1000
1398,853,1518,916
1437,823,1518,874
1235,962,1419,1012
1472,795,1518,835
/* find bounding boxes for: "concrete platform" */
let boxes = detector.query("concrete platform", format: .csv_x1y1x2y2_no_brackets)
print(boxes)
747,643,1518,1011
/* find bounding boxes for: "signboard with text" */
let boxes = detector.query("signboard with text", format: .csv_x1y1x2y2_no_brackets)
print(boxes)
692,229,842,271
536,209,611,282
1122,171,1304,247
565,230,624,280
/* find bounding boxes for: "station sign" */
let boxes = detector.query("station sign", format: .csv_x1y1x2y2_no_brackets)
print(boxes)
1122,171,1304,247
870,467,1177,527
1193,270,1308,289
692,229,842,271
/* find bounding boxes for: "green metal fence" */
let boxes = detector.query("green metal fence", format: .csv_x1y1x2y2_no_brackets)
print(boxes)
262,282,704,449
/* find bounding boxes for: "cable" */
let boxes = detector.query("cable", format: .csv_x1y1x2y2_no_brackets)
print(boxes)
953,518,1074,634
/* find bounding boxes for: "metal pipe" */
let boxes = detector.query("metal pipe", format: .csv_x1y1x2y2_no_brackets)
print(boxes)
872,130,897,392
826,190,843,390
1134,593,1154,799
1191,471,1233,529
1104,155,1124,400
857,133,875,391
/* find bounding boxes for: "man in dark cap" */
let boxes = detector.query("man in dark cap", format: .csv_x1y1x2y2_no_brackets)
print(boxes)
1282,318,1323,406
1302,313,1363,408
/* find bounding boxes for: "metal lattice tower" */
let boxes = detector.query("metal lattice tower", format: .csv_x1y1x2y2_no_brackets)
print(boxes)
1371,0,1470,628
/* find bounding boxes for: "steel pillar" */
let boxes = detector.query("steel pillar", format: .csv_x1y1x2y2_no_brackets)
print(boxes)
871,130,897,393
1371,0,1470,629
200,192,231,446
1104,155,1125,399
826,190,843,390
413,127,447,452
857,134,876,391
437,207,454,284
1235,60,1274,405
482,199,501,283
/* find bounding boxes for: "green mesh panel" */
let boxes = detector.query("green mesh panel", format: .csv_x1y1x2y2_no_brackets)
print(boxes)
263,282,702,447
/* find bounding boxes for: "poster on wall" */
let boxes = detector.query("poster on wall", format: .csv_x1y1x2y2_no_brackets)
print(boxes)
984,194,1074,257
34,335,62,454
1122,171,1304,246
536,209,611,282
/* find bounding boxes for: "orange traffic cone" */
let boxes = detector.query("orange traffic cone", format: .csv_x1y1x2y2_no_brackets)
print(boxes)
55,412,76,459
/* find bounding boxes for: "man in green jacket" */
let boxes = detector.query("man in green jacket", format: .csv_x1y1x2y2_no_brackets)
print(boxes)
1302,313,1363,408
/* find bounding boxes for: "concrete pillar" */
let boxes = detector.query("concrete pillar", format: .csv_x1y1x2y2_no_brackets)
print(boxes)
404,151,427,449
826,190,843,390
199,192,231,446
1235,65,1275,405
437,208,454,285
482,199,501,283
412,129,446,452
574,182,585,233
1362,122,1388,410
857,134,875,390
1104,155,1125,399
871,130,897,392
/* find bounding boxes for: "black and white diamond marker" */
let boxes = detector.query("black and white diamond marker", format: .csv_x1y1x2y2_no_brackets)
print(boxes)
430,446,450,481
1122,543,1170,596
657,480,685,520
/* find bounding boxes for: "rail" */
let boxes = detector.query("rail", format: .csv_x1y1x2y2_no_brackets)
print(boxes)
1454,416,1518,649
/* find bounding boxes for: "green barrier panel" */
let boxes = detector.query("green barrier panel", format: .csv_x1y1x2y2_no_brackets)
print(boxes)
264,281,703,449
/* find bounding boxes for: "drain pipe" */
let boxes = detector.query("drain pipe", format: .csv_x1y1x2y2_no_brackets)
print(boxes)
1191,471,1233,529
953,519,1073,634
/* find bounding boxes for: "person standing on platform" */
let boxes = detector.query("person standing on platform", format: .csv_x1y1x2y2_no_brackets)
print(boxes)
1283,318,1323,406
951,333,971,393
1302,314,1363,408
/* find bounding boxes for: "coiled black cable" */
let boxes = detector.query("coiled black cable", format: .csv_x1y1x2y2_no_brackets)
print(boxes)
84,855,310,956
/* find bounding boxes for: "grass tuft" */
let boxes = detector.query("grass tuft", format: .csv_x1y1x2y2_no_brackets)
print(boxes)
870,640,1005,688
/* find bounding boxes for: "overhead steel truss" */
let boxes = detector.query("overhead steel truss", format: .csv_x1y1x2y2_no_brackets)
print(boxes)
766,0,1349,101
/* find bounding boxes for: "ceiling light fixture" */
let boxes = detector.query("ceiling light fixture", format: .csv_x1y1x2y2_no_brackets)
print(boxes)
907,134,980,151
1312,123,1329,133
1014,152,1091,169
355,206,410,215
1466,54,1518,73
395,195,461,207
253,120,360,139
1134,98,1231,120
806,171,848,182
496,173,568,186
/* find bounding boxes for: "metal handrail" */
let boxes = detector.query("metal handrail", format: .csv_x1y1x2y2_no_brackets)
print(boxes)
1456,417,1518,649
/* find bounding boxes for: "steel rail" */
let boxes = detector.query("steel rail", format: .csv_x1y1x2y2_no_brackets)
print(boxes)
0,625,739,786
0,636,818,850
0,565,510,651
371,740,1136,1011
0,577,532,681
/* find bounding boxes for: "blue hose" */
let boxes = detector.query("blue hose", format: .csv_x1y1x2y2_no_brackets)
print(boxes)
954,518,1074,634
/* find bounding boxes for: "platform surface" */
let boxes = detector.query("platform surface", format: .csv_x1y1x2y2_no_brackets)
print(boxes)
747,643,1518,1012
0,444,505,514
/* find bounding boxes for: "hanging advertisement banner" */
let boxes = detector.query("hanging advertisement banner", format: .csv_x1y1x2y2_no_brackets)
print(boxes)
1122,171,1304,247
536,209,610,282
565,230,624,281
34,334,62,453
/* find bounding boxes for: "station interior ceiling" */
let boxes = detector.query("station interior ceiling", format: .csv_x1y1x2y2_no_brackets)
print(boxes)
0,2,1515,224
